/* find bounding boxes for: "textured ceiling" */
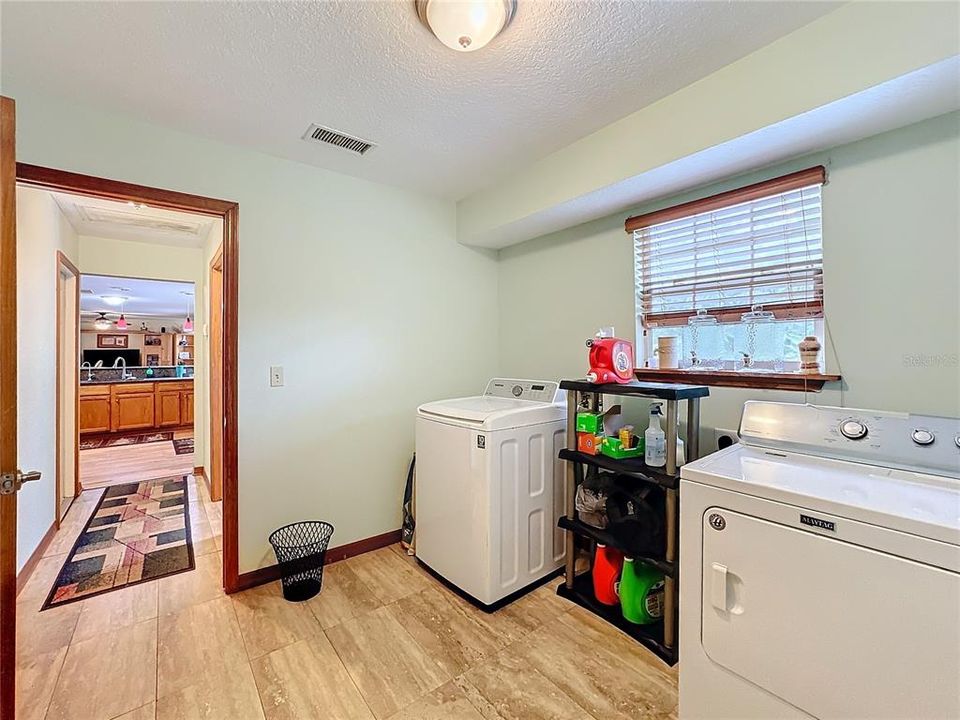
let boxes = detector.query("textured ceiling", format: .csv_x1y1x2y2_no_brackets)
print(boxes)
1,1,839,200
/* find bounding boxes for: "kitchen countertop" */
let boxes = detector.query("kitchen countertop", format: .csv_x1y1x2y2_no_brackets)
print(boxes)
80,376,194,386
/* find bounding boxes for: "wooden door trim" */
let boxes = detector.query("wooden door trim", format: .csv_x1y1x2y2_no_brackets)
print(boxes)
55,250,80,528
208,242,223,502
16,164,236,216
1,95,18,720
17,164,242,594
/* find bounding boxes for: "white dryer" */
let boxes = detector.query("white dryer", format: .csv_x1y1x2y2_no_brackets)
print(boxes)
415,379,567,607
680,401,960,719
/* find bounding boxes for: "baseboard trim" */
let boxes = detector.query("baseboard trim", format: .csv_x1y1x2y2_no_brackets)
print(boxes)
16,522,57,595
232,528,402,593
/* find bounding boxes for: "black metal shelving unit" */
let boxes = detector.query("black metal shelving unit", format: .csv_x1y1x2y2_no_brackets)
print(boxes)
556,379,709,666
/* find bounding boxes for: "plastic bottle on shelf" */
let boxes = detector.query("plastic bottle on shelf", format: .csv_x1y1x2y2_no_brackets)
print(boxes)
619,558,665,625
644,403,666,467
676,416,686,467
592,544,624,606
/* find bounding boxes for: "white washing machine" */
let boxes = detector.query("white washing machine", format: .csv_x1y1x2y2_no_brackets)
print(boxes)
680,401,959,720
415,378,567,607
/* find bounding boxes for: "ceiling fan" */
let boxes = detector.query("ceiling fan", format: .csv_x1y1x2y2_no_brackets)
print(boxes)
91,312,113,330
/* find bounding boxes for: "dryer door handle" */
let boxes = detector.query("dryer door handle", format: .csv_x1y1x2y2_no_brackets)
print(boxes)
710,562,728,611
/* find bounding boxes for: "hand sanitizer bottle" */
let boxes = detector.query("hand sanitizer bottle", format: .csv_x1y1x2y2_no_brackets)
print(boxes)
645,403,666,467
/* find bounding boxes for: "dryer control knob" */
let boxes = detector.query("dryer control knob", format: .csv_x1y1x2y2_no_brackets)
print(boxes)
955,435,960,449
840,420,868,440
911,429,935,446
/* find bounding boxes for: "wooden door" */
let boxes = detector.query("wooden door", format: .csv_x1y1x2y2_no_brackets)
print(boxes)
1,94,20,720
79,392,111,434
209,245,223,501
180,390,194,426
112,390,156,432
156,390,182,428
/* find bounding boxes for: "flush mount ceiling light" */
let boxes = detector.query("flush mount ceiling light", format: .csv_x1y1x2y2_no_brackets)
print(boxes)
102,286,131,306
415,0,517,52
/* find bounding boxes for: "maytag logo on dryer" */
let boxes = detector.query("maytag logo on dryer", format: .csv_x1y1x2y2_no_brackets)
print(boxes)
477,435,486,449
800,514,835,532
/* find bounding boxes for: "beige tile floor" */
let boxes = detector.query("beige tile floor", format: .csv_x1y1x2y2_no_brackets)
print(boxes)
17,475,678,720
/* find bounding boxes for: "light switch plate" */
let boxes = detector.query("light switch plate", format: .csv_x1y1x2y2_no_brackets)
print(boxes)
270,366,284,387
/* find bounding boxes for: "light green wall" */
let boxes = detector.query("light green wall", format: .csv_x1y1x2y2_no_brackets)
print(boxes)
498,112,960,443
10,88,500,573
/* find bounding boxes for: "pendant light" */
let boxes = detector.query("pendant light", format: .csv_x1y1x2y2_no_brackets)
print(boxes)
116,299,128,331
182,292,194,333
415,0,517,52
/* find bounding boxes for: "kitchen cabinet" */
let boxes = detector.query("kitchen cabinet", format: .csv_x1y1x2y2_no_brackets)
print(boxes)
79,385,111,434
111,384,156,432
156,381,192,428
180,390,194,425
79,380,194,434
156,388,183,427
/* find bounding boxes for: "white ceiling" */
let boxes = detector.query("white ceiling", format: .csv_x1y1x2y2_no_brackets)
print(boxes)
53,192,215,248
0,1,839,200
80,275,195,320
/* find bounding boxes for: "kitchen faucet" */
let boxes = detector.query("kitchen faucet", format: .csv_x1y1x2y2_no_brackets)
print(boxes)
80,361,93,382
112,356,135,380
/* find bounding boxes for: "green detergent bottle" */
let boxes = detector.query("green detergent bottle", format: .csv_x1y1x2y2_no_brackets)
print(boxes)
619,557,664,625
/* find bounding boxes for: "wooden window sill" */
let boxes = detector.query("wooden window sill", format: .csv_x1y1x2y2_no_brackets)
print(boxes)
633,368,841,392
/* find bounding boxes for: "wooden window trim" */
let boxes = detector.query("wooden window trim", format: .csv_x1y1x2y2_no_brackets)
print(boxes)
634,368,841,392
625,165,826,233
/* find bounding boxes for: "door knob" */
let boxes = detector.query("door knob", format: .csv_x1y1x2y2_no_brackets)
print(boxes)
0,469,42,495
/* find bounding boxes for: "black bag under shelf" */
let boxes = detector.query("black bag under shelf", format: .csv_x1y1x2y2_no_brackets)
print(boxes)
604,479,666,557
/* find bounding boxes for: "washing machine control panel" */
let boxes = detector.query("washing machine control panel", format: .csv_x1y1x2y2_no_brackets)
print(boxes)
483,378,562,404
839,419,869,440
740,401,960,478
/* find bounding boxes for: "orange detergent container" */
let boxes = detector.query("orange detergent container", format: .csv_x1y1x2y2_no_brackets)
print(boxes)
585,328,635,384
593,543,624,605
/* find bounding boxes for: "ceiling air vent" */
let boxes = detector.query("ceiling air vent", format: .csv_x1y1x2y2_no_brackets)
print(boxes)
302,124,375,156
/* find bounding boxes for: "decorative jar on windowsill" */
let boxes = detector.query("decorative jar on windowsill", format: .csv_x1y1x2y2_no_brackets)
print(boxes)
798,336,822,374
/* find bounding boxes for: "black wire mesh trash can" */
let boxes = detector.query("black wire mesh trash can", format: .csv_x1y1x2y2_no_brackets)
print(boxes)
268,521,335,602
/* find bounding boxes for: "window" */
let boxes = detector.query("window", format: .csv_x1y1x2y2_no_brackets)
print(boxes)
628,166,826,372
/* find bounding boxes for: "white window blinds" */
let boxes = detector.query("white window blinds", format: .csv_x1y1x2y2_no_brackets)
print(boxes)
630,167,825,328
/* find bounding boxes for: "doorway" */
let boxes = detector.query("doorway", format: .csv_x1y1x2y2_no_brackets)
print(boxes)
77,273,198,490
55,251,79,523
16,163,240,594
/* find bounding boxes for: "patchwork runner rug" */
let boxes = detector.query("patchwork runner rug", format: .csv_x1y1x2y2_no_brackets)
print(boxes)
79,431,174,451
172,437,194,456
42,476,194,609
